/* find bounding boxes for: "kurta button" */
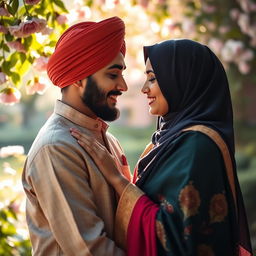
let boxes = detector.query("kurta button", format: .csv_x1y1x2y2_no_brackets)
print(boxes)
95,124,99,128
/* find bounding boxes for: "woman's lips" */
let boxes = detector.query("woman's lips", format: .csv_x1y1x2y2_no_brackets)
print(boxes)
148,97,156,105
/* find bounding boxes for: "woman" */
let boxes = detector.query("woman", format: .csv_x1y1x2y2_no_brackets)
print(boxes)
70,39,252,256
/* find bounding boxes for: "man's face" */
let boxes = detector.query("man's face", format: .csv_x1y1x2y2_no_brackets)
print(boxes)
81,52,127,121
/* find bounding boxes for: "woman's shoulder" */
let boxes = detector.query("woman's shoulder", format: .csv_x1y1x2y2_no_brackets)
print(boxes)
171,130,222,158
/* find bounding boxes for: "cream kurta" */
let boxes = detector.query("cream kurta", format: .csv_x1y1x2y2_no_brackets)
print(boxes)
22,100,131,256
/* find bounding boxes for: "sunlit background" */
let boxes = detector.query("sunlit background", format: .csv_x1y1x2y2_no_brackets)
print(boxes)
0,0,255,254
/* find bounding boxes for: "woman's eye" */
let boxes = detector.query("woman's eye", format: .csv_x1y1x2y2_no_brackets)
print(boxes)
149,77,156,82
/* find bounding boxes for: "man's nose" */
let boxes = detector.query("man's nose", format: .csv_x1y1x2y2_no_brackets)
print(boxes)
117,77,128,91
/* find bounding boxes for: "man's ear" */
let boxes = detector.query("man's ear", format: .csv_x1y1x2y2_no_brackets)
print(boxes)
73,80,82,88
73,79,87,88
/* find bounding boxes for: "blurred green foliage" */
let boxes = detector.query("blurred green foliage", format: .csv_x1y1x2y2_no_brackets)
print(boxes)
0,206,31,256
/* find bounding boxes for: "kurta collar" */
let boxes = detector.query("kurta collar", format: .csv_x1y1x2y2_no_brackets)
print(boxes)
54,100,109,132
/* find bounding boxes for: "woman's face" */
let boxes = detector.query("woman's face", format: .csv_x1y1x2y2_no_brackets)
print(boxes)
141,58,169,116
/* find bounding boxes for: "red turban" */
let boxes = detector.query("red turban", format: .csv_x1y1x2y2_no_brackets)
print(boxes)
47,16,126,88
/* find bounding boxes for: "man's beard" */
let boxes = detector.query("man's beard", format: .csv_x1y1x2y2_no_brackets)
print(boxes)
81,76,121,121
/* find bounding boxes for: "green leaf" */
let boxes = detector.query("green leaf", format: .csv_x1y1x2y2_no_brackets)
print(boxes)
46,12,51,21
47,40,57,47
9,52,19,68
10,72,21,85
5,33,14,42
18,6,26,16
34,6,46,16
85,0,93,7
1,61,12,75
18,52,26,63
11,0,19,15
0,210,8,221
3,44,10,52
2,221,16,236
28,55,34,64
23,36,33,51
53,0,68,13
6,4,15,16
16,60,31,76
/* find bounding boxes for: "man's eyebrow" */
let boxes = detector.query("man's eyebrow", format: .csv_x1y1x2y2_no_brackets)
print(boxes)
145,70,154,74
107,64,126,70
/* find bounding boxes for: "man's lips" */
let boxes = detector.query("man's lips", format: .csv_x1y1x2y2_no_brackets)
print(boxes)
107,91,122,104
108,95,118,103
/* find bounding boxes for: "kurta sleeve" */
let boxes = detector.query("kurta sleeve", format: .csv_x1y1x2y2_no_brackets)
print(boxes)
116,132,235,256
27,144,124,256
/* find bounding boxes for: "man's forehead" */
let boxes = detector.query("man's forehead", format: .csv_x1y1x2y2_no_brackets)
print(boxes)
107,53,126,70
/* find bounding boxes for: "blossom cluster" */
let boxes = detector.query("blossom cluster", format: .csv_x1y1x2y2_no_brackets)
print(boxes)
9,17,47,38
0,0,68,105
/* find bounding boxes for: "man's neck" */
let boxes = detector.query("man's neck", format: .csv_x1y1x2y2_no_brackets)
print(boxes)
61,96,97,119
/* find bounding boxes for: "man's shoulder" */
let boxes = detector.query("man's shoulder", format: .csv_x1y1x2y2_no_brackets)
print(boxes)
27,114,78,159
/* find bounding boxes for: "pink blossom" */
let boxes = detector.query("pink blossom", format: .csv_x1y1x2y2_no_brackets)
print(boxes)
239,0,251,12
240,49,254,62
248,25,256,39
8,25,21,37
202,4,216,14
250,2,256,11
0,7,10,17
41,26,53,35
238,62,250,74
238,13,250,34
9,18,47,38
0,72,7,85
208,38,224,55
250,38,256,47
26,77,48,95
25,0,41,5
0,25,8,34
182,18,196,35
230,8,240,20
219,26,230,34
205,21,216,31
7,41,27,53
33,56,49,72
76,6,91,20
0,87,21,105
221,40,244,62
157,0,166,3
94,0,105,4
9,201,20,214
56,14,68,25
138,0,149,8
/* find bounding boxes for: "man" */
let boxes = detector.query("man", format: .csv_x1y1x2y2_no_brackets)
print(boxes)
22,17,131,255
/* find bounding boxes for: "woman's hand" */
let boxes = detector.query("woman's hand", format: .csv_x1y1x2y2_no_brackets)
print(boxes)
70,128,129,196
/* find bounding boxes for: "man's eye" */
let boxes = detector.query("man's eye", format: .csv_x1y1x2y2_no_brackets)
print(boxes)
149,77,156,82
109,74,118,79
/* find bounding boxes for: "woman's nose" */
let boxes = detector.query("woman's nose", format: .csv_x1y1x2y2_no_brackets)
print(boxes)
141,82,149,94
